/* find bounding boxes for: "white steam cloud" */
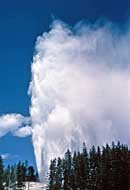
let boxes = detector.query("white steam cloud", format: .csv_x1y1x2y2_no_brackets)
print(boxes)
29,20,130,182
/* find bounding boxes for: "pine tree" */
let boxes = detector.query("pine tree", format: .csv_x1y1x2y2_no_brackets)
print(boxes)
63,149,72,190
81,142,90,189
48,158,57,190
89,145,97,190
73,151,80,189
101,144,113,190
28,166,35,181
0,156,4,190
16,161,25,189
55,157,63,190
95,146,102,190
4,165,11,188
10,165,17,190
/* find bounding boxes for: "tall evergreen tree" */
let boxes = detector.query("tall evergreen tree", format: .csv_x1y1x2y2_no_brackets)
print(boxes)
4,164,11,188
55,157,63,190
63,149,73,190
89,145,97,190
95,146,102,190
10,165,17,190
81,142,90,189
0,156,4,190
73,151,80,189
48,158,57,190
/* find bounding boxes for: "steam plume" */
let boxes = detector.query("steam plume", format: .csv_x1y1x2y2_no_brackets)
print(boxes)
29,20,130,182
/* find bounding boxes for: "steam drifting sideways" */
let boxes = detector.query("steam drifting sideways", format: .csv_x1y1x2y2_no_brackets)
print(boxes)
29,20,130,182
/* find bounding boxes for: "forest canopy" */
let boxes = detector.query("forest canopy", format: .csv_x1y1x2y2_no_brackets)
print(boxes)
47,141,130,190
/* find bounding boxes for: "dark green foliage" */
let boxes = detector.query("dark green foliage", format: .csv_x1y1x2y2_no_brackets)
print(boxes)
28,165,36,181
16,161,25,188
48,158,57,190
55,158,63,190
9,165,17,189
48,142,130,190
4,165,11,188
0,159,37,189
0,156,4,189
63,149,72,190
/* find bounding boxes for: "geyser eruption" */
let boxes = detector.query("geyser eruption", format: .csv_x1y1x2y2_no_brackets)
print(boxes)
29,20,130,182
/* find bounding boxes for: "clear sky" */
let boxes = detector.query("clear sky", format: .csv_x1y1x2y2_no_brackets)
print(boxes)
0,0,129,168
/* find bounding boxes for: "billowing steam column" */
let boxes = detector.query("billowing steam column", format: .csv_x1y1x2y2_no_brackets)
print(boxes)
29,20,130,182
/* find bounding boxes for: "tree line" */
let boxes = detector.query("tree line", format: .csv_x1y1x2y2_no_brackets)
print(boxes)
0,158,37,189
47,141,130,190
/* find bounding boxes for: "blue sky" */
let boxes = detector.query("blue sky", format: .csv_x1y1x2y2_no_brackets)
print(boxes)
0,0,129,168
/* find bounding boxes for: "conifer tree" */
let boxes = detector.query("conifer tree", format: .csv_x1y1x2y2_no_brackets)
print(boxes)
63,149,72,190
55,157,63,190
16,161,25,189
81,142,90,189
4,164,11,188
10,165,17,190
73,151,80,189
95,146,102,190
89,145,97,190
48,158,57,190
0,156,4,190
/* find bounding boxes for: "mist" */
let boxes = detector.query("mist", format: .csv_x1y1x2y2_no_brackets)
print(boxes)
29,20,130,182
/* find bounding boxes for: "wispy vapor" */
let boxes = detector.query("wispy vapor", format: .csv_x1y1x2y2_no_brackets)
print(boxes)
13,125,32,137
1,153,19,160
1,153,11,160
0,114,30,137
29,20,130,181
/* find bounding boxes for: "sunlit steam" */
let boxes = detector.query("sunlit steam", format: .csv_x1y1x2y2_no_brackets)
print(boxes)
29,20,130,182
